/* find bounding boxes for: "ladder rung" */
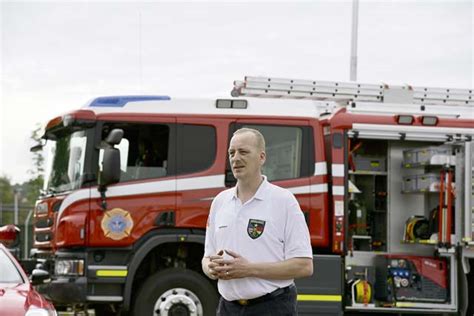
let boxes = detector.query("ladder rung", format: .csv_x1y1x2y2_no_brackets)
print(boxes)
413,86,473,95
243,81,383,97
244,76,384,90
414,92,473,101
414,96,474,106
239,87,382,102
233,76,474,107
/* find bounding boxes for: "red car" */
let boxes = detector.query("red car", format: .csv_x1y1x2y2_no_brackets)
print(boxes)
0,243,57,316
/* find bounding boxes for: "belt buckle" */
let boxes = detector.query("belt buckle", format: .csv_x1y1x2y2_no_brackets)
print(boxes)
238,299,249,305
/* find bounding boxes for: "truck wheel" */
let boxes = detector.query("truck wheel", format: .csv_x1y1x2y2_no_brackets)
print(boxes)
132,268,218,316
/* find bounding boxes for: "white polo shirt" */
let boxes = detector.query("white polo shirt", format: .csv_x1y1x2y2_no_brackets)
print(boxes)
204,176,312,301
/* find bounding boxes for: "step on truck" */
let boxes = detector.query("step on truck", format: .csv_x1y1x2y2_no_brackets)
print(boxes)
30,76,474,315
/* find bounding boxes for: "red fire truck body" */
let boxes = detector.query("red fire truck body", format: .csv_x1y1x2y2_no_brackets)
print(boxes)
31,77,474,315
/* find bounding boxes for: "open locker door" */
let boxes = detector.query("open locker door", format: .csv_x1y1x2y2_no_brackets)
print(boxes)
460,140,474,259
457,140,474,316
460,140,474,247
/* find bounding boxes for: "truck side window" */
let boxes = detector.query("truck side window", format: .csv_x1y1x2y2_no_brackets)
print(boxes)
177,124,216,175
228,124,314,182
100,123,170,182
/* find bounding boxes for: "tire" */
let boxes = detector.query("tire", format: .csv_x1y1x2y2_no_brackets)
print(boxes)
467,264,474,316
132,268,218,316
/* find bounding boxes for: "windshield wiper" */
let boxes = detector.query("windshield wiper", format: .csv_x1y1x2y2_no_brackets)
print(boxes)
41,188,59,197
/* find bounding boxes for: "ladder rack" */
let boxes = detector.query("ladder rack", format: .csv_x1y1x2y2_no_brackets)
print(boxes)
231,76,474,107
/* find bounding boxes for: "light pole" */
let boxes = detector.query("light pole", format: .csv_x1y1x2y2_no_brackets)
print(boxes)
13,188,22,226
350,0,359,81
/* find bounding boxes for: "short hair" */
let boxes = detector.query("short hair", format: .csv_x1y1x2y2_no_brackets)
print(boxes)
233,128,266,152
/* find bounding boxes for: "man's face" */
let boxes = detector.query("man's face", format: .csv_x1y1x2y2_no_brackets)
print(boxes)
228,132,265,181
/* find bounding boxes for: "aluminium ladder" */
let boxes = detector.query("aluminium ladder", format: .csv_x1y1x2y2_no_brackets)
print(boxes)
232,76,474,107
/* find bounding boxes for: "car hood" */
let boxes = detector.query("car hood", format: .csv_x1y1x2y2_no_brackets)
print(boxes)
0,282,54,315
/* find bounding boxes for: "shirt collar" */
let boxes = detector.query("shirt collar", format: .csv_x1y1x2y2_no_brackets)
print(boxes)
253,175,267,201
231,175,268,201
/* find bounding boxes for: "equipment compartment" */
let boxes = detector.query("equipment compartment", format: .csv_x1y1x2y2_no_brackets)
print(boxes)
345,140,459,313
348,140,388,252
353,155,386,172
375,255,448,303
403,146,453,167
402,173,440,193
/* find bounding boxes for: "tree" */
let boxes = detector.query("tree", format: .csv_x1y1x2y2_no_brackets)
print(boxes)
28,124,45,179
25,124,45,205
0,175,14,224
0,176,14,205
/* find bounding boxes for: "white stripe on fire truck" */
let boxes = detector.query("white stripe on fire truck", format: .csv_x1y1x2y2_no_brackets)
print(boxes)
198,183,328,201
332,186,345,196
176,175,224,191
287,184,328,195
331,164,344,177
314,162,327,176
58,175,225,219
57,175,329,219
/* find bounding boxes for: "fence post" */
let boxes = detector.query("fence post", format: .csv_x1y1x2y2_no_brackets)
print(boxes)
24,209,34,260
14,188,22,225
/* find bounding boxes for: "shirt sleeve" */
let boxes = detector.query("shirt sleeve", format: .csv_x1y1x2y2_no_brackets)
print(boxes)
283,193,313,259
203,197,218,258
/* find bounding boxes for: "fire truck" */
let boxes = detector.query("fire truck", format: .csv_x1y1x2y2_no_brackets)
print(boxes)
31,76,473,315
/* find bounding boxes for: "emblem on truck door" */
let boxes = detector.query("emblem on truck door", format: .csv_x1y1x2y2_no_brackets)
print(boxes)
101,208,134,240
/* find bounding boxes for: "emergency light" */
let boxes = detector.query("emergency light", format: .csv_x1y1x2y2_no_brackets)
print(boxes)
216,99,248,109
88,95,171,107
421,116,439,126
396,115,415,125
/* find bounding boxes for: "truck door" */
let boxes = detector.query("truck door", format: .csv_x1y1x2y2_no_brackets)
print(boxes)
174,117,227,229
230,119,314,231
88,117,177,247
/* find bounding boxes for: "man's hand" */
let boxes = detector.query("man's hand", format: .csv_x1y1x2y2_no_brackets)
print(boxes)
202,250,224,280
212,250,251,280
205,250,312,281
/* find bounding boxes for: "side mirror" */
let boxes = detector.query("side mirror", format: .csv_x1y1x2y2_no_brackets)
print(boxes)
31,269,51,286
30,139,46,152
99,147,121,189
98,129,123,209
105,129,124,145
99,128,123,190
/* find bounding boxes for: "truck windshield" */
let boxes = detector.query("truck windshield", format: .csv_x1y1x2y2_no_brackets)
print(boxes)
43,130,87,193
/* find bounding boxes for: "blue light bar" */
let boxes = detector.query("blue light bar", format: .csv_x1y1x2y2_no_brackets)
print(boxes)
88,95,171,107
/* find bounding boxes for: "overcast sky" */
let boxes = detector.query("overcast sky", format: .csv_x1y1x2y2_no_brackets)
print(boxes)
1,0,473,185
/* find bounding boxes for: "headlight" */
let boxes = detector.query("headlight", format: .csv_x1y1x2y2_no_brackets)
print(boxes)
25,307,57,316
35,202,48,214
54,259,84,276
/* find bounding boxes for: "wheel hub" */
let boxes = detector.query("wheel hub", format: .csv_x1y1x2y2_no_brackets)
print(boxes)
154,288,203,316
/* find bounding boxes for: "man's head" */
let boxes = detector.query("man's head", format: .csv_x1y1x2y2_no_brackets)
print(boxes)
228,128,266,181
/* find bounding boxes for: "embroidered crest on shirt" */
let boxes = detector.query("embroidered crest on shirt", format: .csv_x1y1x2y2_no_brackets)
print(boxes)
247,219,266,239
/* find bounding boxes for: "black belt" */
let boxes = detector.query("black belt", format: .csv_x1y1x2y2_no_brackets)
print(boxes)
230,285,294,306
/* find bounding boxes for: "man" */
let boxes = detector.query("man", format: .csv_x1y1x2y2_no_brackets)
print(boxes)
202,128,313,315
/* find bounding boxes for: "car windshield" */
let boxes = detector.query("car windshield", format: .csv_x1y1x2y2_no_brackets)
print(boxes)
0,250,23,283
43,129,87,193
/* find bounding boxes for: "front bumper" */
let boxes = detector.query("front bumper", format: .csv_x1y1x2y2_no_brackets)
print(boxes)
39,277,87,304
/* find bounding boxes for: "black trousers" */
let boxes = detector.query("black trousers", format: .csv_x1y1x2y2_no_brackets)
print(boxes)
216,285,298,316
